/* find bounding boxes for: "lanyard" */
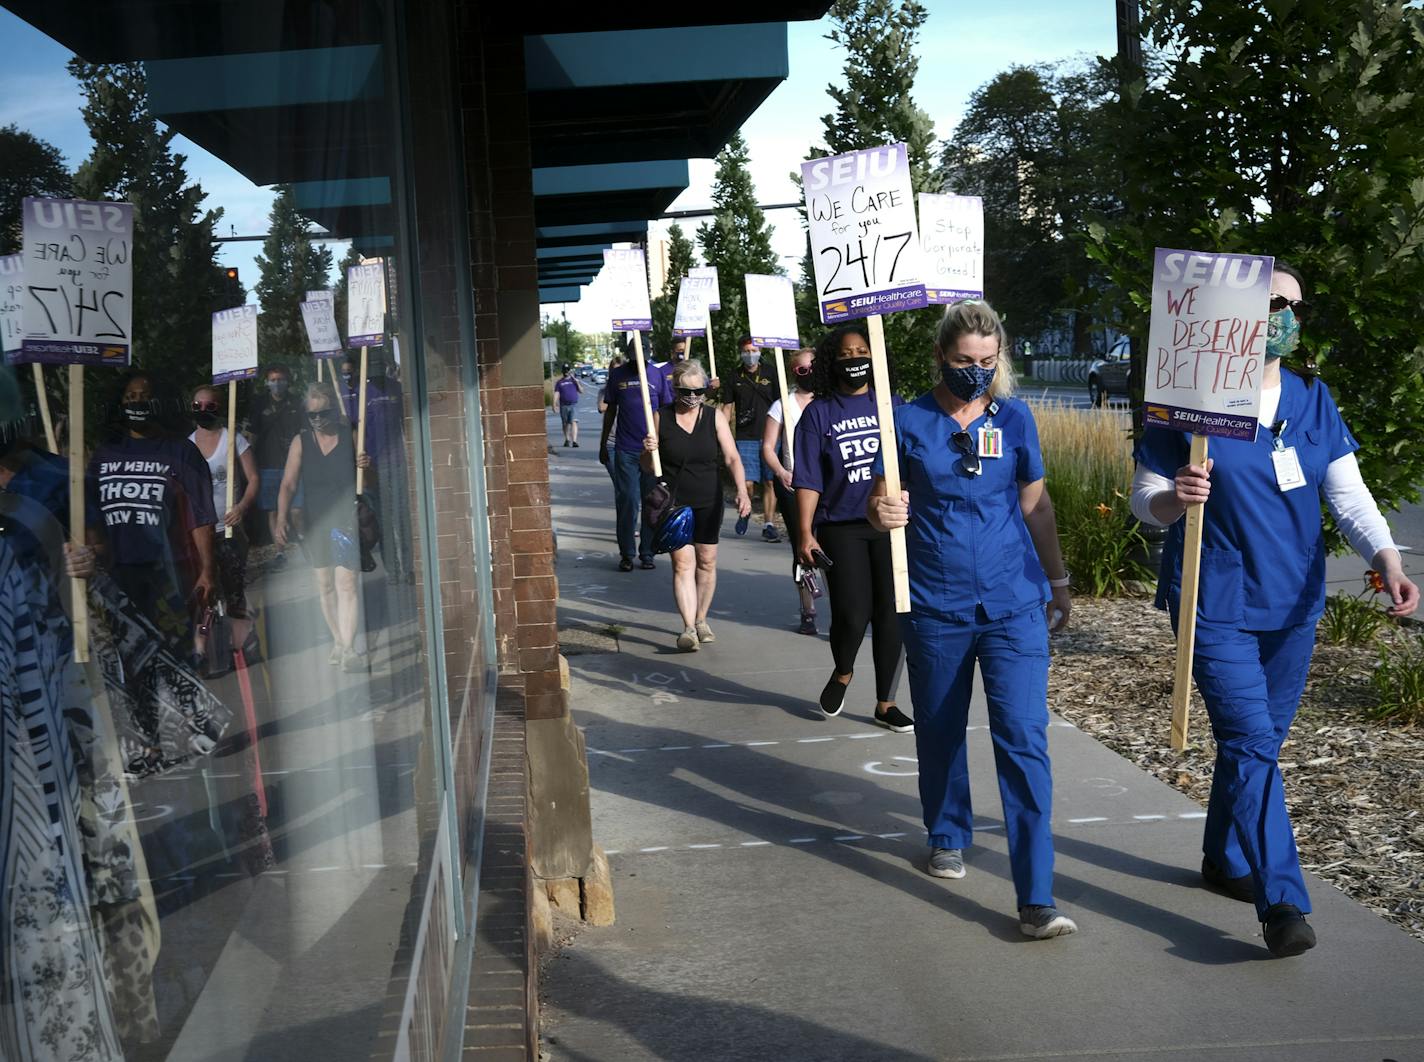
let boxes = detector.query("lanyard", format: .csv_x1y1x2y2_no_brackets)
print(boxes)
1269,418,1289,452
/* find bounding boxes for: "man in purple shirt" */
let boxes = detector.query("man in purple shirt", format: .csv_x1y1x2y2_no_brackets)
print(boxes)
599,349,673,571
553,365,584,448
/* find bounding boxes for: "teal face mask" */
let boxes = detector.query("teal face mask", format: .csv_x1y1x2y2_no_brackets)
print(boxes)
1266,306,1301,361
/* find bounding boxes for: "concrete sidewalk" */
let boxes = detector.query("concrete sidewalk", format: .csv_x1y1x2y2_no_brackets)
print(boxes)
541,403,1424,1062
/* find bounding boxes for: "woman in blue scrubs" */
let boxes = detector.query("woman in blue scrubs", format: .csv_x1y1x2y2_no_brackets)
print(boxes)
1132,261,1418,958
869,300,1077,939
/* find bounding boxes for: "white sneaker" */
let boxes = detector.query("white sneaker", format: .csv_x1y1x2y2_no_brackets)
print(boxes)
676,628,699,651
1019,905,1078,939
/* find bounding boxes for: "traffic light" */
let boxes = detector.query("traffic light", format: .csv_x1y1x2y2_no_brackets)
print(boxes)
223,266,242,305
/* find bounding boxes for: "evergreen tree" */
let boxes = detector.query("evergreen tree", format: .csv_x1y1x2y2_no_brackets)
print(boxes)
801,0,940,395
0,125,72,249
68,60,230,410
650,223,697,357
254,185,333,375
698,132,780,362
332,244,362,355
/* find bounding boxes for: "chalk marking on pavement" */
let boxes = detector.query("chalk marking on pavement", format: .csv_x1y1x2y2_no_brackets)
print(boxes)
789,837,816,844
702,743,732,748
846,732,884,739
798,737,835,743
686,844,722,849
1133,814,1167,821
1069,817,1108,824
740,841,772,847
660,745,692,751
745,741,779,746
877,832,907,838
1179,811,1207,819
833,834,865,841
639,846,669,853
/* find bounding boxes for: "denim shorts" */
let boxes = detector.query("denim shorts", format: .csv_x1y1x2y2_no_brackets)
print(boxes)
736,439,766,482
259,468,303,511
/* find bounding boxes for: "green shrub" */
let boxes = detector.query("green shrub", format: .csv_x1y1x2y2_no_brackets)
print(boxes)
1031,400,1153,596
1369,634,1424,724
1320,588,1389,647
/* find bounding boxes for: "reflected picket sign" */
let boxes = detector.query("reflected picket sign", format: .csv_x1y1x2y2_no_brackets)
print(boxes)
1143,247,1272,749
745,273,799,473
688,265,720,379
672,274,716,379
212,304,259,539
918,192,984,303
801,143,926,611
18,195,137,662
302,289,344,370
601,247,660,476
347,260,388,494
0,253,57,451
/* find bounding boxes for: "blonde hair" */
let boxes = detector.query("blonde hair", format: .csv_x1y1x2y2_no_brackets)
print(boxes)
305,380,340,409
670,359,707,388
936,299,1016,399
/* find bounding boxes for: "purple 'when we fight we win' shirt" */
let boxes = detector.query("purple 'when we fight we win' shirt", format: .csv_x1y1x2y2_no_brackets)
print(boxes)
792,389,903,525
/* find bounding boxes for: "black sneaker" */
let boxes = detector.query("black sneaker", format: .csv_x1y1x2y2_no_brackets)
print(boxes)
818,676,848,717
618,557,634,572
1262,903,1316,958
563,440,570,447
873,705,914,733
1202,856,1254,903
572,441,580,448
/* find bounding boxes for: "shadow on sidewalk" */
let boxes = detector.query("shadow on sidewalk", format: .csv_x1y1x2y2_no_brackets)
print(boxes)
573,705,1269,965
544,950,939,1062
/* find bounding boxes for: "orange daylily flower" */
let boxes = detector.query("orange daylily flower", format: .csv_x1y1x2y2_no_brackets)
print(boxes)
1095,502,1112,517
1365,569,1386,594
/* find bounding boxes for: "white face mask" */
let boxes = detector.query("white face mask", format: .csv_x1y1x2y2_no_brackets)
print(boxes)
740,352,760,368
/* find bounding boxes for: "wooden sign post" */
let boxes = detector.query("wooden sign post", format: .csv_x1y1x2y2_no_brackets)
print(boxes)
629,330,661,478
68,364,89,662
800,144,928,614
1144,247,1273,750
224,379,239,534
355,346,371,495
32,365,58,452
866,314,911,611
19,198,138,664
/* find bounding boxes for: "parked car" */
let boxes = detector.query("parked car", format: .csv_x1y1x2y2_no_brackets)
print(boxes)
1088,337,1133,406
591,369,608,386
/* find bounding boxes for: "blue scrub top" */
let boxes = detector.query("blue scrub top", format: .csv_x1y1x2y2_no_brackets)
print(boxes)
1136,370,1359,630
877,392,1049,622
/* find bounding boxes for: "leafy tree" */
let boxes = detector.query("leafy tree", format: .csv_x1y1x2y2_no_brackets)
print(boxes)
941,62,1118,355
541,313,589,372
799,0,939,396
0,125,72,249
698,132,780,362
1085,0,1424,518
68,60,231,412
254,185,332,377
650,223,697,358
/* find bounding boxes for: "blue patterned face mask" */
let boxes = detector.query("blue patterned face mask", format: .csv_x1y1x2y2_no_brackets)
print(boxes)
1266,306,1301,360
942,363,996,401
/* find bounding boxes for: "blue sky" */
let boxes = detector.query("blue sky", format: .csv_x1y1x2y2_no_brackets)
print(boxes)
0,1,1120,331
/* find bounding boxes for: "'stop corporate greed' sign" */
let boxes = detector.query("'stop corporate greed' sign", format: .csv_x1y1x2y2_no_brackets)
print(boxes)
347,261,387,347
688,265,720,310
672,276,717,337
602,248,653,331
918,193,984,303
212,304,259,384
801,143,926,324
744,273,800,350
1144,248,1272,441
19,197,134,366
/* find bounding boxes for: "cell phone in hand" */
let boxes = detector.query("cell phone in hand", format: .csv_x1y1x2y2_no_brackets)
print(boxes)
810,549,833,570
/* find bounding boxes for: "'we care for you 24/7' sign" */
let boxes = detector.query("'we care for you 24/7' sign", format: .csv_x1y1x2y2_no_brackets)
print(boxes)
19,196,134,366
1144,248,1273,441
801,143,926,323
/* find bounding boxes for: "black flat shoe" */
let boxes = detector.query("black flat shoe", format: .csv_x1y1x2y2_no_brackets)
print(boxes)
617,557,634,572
1202,857,1255,903
639,558,656,570
1262,903,1316,958
818,676,848,718
873,704,914,733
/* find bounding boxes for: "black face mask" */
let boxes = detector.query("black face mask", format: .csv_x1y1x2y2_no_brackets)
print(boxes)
308,410,337,431
193,411,221,429
834,357,872,387
123,400,157,426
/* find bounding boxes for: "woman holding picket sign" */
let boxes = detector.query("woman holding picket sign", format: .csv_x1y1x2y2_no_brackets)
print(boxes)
641,360,751,651
868,299,1077,940
1131,261,1417,958
794,325,912,733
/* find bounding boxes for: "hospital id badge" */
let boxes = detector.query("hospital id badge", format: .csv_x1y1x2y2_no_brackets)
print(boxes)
977,427,1004,458
1271,446,1306,492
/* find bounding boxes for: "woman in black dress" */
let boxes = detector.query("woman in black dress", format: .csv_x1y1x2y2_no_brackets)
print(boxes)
642,360,751,651
275,381,370,671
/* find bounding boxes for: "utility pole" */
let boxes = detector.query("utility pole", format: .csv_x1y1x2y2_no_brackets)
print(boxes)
1116,0,1146,435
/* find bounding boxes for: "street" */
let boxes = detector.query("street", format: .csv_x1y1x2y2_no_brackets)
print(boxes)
539,399,1424,1062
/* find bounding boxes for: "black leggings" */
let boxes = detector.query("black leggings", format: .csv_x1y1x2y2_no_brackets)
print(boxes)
773,479,805,577
817,519,903,702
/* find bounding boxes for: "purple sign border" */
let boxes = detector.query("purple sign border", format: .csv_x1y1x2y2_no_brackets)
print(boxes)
672,327,707,338
821,283,928,324
18,340,130,367
1144,402,1258,442
925,286,983,305
348,331,385,348
612,317,652,331
750,334,799,350
213,366,259,385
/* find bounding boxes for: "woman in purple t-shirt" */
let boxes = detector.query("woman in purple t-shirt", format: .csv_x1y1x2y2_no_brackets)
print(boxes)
792,325,911,733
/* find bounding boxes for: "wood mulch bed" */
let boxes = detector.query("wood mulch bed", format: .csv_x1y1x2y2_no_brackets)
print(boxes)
1049,595,1424,944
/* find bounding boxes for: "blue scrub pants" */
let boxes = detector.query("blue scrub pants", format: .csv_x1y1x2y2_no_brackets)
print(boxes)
1189,618,1316,918
610,449,656,562
902,605,1056,908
